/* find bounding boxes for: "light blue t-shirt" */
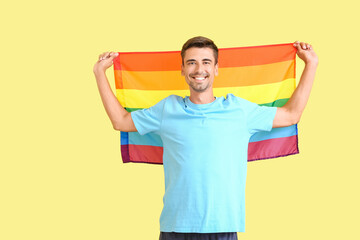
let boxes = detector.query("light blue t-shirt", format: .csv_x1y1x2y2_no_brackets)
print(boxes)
131,94,277,233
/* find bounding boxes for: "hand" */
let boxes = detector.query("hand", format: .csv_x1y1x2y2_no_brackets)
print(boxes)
93,52,119,74
293,41,318,65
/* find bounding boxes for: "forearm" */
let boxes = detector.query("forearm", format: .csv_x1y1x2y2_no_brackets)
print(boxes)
94,70,128,129
284,62,318,122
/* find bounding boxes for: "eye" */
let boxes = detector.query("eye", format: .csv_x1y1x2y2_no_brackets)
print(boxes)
204,61,210,65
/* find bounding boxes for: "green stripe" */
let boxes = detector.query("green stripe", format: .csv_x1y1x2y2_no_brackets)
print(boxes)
259,98,289,107
125,98,289,112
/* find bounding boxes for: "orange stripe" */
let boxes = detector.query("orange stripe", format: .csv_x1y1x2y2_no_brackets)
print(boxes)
114,66,123,89
219,43,296,68
114,70,123,89
115,60,294,90
113,43,296,71
114,51,181,71
115,69,185,90
216,60,294,87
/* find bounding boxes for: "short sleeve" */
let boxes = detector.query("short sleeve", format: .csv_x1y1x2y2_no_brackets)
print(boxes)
130,97,167,136
240,98,277,135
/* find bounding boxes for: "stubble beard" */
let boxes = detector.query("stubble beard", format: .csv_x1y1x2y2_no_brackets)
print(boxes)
187,73,212,93
188,81,210,93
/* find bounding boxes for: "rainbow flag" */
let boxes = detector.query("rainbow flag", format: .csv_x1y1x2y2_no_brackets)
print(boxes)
113,43,299,164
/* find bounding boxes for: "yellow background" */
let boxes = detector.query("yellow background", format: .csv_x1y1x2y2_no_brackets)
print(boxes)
1,0,359,239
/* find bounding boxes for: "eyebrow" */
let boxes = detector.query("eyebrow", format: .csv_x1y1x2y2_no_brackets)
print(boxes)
186,58,213,63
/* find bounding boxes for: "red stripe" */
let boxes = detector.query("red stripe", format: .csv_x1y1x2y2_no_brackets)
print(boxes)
122,135,298,164
114,53,123,89
121,144,130,163
125,145,163,164
113,43,296,71
248,135,299,161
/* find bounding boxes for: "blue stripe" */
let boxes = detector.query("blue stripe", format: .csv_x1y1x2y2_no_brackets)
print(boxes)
120,131,129,145
127,132,163,147
121,125,297,146
250,124,297,143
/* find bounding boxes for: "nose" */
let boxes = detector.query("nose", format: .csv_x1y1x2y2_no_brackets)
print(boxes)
195,63,204,74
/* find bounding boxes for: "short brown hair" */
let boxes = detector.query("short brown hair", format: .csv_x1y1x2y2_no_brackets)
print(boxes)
181,36,219,65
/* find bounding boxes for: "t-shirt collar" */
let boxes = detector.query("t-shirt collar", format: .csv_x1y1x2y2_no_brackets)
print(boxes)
184,96,221,109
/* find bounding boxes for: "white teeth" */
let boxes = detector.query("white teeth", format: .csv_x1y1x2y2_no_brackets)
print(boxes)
195,77,205,80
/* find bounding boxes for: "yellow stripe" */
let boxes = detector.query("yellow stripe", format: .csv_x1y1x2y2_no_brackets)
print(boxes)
116,78,296,108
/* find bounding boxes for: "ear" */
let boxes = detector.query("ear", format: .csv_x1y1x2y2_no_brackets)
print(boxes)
181,64,184,76
215,63,219,76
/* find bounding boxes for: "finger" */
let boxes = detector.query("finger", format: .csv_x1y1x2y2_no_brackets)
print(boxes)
300,42,307,50
109,52,119,59
104,52,111,59
99,52,110,61
103,52,117,61
99,52,106,61
108,52,115,58
293,41,302,51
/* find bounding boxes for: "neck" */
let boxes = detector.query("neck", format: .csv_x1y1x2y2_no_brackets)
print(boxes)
189,89,215,104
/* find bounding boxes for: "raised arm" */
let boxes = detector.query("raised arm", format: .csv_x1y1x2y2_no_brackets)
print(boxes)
273,41,319,128
93,52,137,132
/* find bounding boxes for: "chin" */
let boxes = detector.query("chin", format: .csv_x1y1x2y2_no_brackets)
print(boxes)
191,85,209,93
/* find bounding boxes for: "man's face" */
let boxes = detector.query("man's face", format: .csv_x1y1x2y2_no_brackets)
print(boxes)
181,47,218,93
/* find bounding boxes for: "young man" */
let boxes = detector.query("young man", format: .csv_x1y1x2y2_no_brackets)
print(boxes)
93,37,318,240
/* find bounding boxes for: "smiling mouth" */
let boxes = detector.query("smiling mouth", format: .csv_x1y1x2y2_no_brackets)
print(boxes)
192,76,207,82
